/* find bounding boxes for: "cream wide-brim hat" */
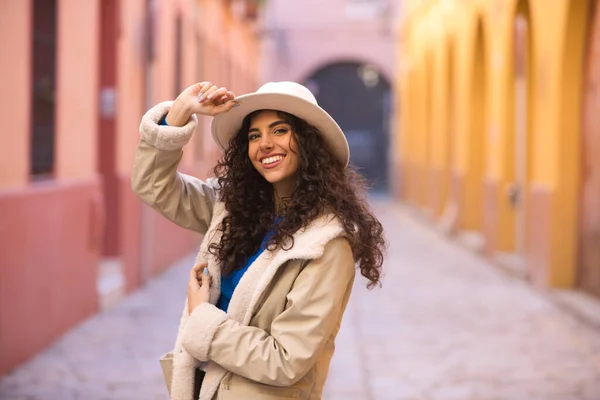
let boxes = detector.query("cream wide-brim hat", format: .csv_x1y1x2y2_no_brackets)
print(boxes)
211,81,350,167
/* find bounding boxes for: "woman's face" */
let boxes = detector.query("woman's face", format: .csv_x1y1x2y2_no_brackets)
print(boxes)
247,110,300,196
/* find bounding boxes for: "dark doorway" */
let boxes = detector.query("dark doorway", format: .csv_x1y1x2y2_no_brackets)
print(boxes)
31,0,58,178
305,62,392,191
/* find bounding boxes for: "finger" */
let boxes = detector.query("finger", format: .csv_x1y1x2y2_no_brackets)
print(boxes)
199,85,219,103
196,82,212,95
187,82,209,97
207,87,229,103
213,99,240,114
200,268,211,292
193,264,208,281
192,263,208,274
190,264,206,282
188,275,200,290
193,82,213,102
218,91,235,104
197,271,208,283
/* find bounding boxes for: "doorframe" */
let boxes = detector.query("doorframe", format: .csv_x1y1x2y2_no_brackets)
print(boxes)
497,0,534,275
512,5,531,257
575,0,599,294
454,15,487,251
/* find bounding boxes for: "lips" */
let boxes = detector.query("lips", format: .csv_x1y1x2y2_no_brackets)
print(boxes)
261,154,285,169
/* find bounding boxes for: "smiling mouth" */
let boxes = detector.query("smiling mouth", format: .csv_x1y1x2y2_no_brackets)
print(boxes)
261,155,285,166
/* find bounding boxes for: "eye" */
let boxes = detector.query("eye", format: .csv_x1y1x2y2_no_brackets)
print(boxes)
274,127,289,135
248,133,260,141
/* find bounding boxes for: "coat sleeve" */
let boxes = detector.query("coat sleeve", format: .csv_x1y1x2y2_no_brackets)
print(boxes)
180,237,356,386
131,101,218,234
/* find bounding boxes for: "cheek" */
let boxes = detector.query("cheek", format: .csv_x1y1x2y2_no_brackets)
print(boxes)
288,151,301,173
247,143,257,161
289,139,301,169
288,136,299,152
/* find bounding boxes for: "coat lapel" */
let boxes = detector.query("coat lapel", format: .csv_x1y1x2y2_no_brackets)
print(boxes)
171,201,226,400
227,213,345,325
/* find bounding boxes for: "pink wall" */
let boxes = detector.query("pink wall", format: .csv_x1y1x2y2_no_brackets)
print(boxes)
0,0,31,188
116,0,148,175
0,180,102,376
261,0,395,85
156,0,177,102
0,0,263,376
56,0,100,180
0,0,104,375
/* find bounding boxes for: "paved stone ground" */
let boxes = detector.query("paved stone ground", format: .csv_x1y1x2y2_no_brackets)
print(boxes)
2,199,600,400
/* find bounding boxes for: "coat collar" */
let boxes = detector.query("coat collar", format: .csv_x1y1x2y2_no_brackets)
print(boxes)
226,212,345,325
200,202,345,324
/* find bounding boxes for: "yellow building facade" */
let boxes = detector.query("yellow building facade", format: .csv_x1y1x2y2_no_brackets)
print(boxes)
396,0,600,297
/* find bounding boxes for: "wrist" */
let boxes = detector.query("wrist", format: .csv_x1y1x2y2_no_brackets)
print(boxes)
165,100,193,127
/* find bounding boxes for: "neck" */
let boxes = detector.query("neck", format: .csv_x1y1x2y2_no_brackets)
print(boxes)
273,181,294,212
273,189,287,213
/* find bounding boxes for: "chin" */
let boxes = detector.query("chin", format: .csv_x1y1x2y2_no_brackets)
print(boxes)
263,172,287,184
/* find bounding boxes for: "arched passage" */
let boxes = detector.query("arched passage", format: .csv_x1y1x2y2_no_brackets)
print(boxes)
304,62,392,191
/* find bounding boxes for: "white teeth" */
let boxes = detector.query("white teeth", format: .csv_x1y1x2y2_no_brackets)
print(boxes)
262,155,284,165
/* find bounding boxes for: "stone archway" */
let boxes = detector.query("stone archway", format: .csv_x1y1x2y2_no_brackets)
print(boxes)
304,62,392,191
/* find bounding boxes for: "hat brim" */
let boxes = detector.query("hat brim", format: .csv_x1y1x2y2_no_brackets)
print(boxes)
211,92,349,167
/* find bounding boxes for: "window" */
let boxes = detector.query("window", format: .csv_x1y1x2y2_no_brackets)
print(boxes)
31,0,58,178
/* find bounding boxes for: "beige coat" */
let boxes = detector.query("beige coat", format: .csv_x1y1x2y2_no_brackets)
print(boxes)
132,102,356,400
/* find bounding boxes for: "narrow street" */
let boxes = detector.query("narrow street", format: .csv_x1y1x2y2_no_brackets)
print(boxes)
1,199,600,400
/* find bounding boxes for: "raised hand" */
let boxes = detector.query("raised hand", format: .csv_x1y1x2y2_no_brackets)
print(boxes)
166,82,238,127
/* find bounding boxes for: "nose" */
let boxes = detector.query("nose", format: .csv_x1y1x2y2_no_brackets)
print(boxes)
259,133,273,151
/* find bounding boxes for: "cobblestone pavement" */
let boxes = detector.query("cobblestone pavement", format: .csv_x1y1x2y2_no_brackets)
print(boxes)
2,199,600,400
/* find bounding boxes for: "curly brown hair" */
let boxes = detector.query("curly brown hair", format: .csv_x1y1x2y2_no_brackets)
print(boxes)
209,110,385,288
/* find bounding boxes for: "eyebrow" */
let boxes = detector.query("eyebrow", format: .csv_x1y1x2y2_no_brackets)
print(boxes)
248,120,288,134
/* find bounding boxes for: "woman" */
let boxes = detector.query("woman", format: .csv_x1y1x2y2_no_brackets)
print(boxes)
132,81,385,400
